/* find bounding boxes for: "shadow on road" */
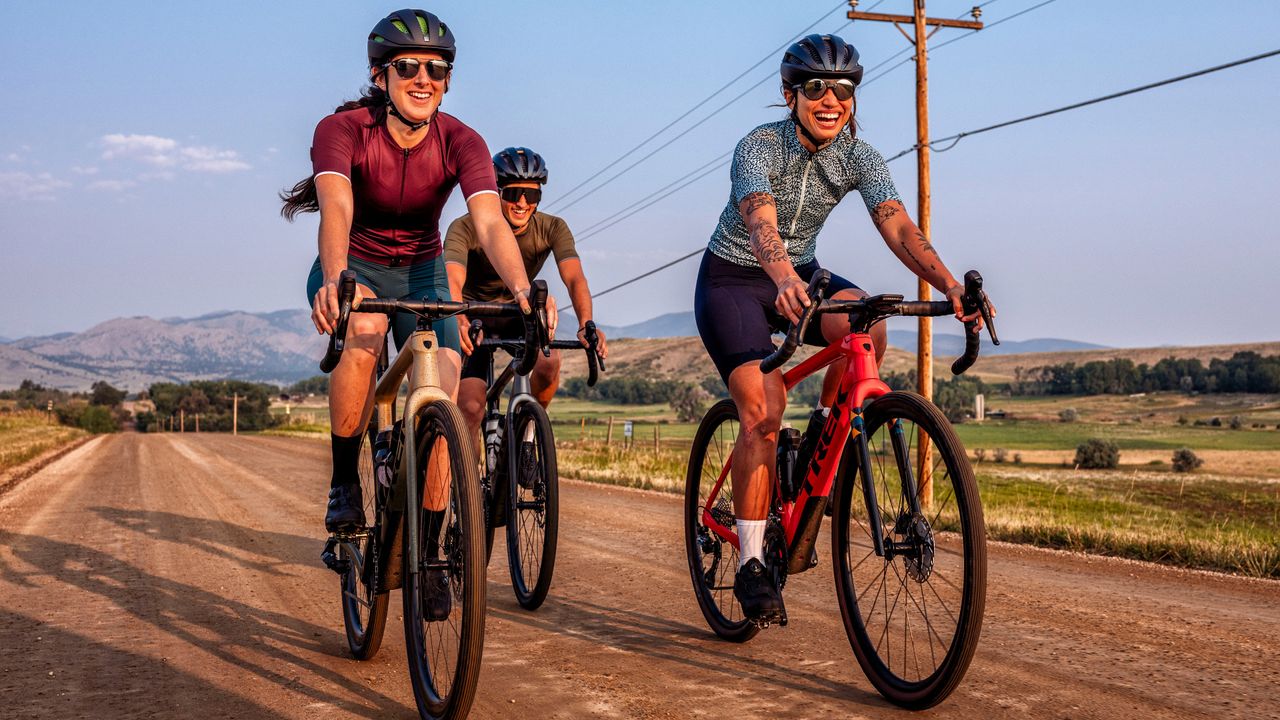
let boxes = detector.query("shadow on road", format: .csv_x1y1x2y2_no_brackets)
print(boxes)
487,584,885,708
0,608,280,718
0,528,414,719
89,506,316,577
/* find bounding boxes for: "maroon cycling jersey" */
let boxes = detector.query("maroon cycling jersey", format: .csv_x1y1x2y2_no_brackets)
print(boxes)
310,107,499,266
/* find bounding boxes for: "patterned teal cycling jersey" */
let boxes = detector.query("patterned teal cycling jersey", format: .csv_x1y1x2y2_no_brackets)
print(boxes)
707,119,901,267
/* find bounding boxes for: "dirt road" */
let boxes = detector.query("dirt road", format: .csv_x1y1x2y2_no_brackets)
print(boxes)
1,434,1275,719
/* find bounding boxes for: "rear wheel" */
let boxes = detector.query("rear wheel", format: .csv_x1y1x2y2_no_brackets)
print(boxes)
403,401,486,720
683,399,759,643
831,392,986,709
339,423,389,659
505,400,559,610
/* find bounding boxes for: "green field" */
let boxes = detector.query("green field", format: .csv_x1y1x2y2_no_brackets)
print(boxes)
0,411,87,474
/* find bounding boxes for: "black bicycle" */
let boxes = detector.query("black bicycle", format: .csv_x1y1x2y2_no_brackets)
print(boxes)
468,319,604,609
319,270,549,720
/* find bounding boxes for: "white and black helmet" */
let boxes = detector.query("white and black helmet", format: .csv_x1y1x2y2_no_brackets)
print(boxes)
780,33,863,87
368,9,456,67
493,147,548,186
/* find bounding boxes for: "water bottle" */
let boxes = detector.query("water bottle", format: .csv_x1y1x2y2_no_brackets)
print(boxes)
793,406,830,496
484,414,503,475
373,429,394,488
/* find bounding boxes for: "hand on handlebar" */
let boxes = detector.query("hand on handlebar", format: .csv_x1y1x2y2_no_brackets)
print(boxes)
458,314,480,355
775,275,811,324
578,325,608,359
944,284,996,333
513,288,559,338
312,277,372,336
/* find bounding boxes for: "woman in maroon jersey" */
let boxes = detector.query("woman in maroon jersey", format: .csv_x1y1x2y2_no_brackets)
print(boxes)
281,8,553,532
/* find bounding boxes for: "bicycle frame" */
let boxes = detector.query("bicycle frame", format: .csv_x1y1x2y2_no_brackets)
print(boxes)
369,327,451,581
699,331,912,574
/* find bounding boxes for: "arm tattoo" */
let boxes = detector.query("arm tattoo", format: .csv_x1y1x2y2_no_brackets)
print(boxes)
902,232,938,272
870,201,902,228
750,222,788,264
740,192,775,215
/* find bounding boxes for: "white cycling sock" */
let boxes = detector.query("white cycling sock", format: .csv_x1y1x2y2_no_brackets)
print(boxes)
736,519,766,568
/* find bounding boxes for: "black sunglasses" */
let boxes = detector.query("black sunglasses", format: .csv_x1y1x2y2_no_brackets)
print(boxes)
795,78,856,102
384,58,452,81
500,186,542,204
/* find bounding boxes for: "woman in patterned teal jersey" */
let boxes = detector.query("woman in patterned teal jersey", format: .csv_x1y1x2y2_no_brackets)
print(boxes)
693,33,991,621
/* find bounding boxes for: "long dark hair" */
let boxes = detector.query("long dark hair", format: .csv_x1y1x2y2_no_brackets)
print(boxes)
279,86,388,221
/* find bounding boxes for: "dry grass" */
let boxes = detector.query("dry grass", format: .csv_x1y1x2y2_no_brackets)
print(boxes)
0,411,87,473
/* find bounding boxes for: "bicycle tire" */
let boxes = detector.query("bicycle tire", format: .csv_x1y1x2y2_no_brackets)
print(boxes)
831,391,986,709
683,399,760,643
505,399,559,610
403,401,486,720
339,423,391,659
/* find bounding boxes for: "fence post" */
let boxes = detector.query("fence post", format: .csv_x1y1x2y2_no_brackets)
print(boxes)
180,409,185,433
654,425,659,453
195,413,200,433
606,416,614,446
233,393,239,436
580,416,586,442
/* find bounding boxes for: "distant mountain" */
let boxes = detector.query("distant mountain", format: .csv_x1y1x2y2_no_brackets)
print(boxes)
560,310,1107,355
1,310,326,391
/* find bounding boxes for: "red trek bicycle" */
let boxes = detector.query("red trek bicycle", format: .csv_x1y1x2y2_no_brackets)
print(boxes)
684,270,998,710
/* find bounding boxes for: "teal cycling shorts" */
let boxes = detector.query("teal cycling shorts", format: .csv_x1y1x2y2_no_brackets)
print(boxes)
305,255,461,353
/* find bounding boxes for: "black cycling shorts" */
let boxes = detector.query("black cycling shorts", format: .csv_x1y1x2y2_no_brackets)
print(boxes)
460,315,524,381
694,250,860,384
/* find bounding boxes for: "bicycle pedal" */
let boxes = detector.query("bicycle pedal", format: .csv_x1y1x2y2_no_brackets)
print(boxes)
320,538,350,575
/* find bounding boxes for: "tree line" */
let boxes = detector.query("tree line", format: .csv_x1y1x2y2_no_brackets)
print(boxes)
1010,352,1280,396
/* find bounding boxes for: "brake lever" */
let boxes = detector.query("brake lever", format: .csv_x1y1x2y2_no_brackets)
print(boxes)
467,319,484,352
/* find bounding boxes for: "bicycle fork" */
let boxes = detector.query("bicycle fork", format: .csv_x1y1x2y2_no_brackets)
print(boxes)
855,415,925,561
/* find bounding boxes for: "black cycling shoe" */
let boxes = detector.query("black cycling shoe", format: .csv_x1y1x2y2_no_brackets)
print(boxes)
734,558,783,622
325,484,365,533
422,567,453,621
517,440,539,490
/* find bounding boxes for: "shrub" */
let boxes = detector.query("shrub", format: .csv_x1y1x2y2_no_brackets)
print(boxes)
669,383,711,423
993,447,1008,463
1228,415,1244,430
1058,407,1078,423
78,405,119,433
1074,438,1119,469
1171,448,1204,473
1209,417,1222,427
973,448,986,463
1013,453,1023,465
1176,415,1189,425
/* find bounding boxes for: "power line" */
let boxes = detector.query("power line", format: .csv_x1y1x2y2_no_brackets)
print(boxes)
592,46,1280,299
885,46,1280,161
576,152,731,243
575,0,1041,241
861,0,1050,88
546,0,861,212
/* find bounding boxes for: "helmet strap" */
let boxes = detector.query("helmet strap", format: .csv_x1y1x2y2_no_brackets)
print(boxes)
790,105,826,152
387,100,432,132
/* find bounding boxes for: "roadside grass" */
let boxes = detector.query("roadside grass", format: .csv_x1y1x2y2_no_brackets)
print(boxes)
554,435,1280,578
0,411,87,473
954,420,1280,451
978,469,1280,578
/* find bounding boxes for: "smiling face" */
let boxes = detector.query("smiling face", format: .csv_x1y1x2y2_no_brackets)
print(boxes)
373,51,449,126
785,83,854,147
500,181,540,233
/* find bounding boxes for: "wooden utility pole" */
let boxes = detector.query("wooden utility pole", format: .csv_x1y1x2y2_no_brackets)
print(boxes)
195,413,200,432
846,1,982,507
180,409,185,433
232,393,239,436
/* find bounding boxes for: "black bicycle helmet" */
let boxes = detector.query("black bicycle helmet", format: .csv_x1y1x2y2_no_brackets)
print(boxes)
780,34,863,87
493,147,548,186
368,9,456,67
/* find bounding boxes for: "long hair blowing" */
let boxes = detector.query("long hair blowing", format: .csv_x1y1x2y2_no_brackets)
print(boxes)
279,86,388,221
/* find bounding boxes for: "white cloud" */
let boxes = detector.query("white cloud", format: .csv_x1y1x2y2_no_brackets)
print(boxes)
87,179,137,192
5,153,20,163
0,171,71,202
71,165,99,175
100,133,250,173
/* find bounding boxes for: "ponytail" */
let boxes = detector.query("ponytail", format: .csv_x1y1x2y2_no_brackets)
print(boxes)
279,86,389,220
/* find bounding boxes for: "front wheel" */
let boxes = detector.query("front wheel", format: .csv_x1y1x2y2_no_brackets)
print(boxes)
403,401,486,720
683,399,759,643
505,400,559,610
832,391,986,709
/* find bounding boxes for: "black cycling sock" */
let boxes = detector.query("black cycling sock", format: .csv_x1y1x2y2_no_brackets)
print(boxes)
330,433,363,489
424,509,446,559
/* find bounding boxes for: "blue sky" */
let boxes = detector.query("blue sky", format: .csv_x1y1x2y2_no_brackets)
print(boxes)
2,1,1278,347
